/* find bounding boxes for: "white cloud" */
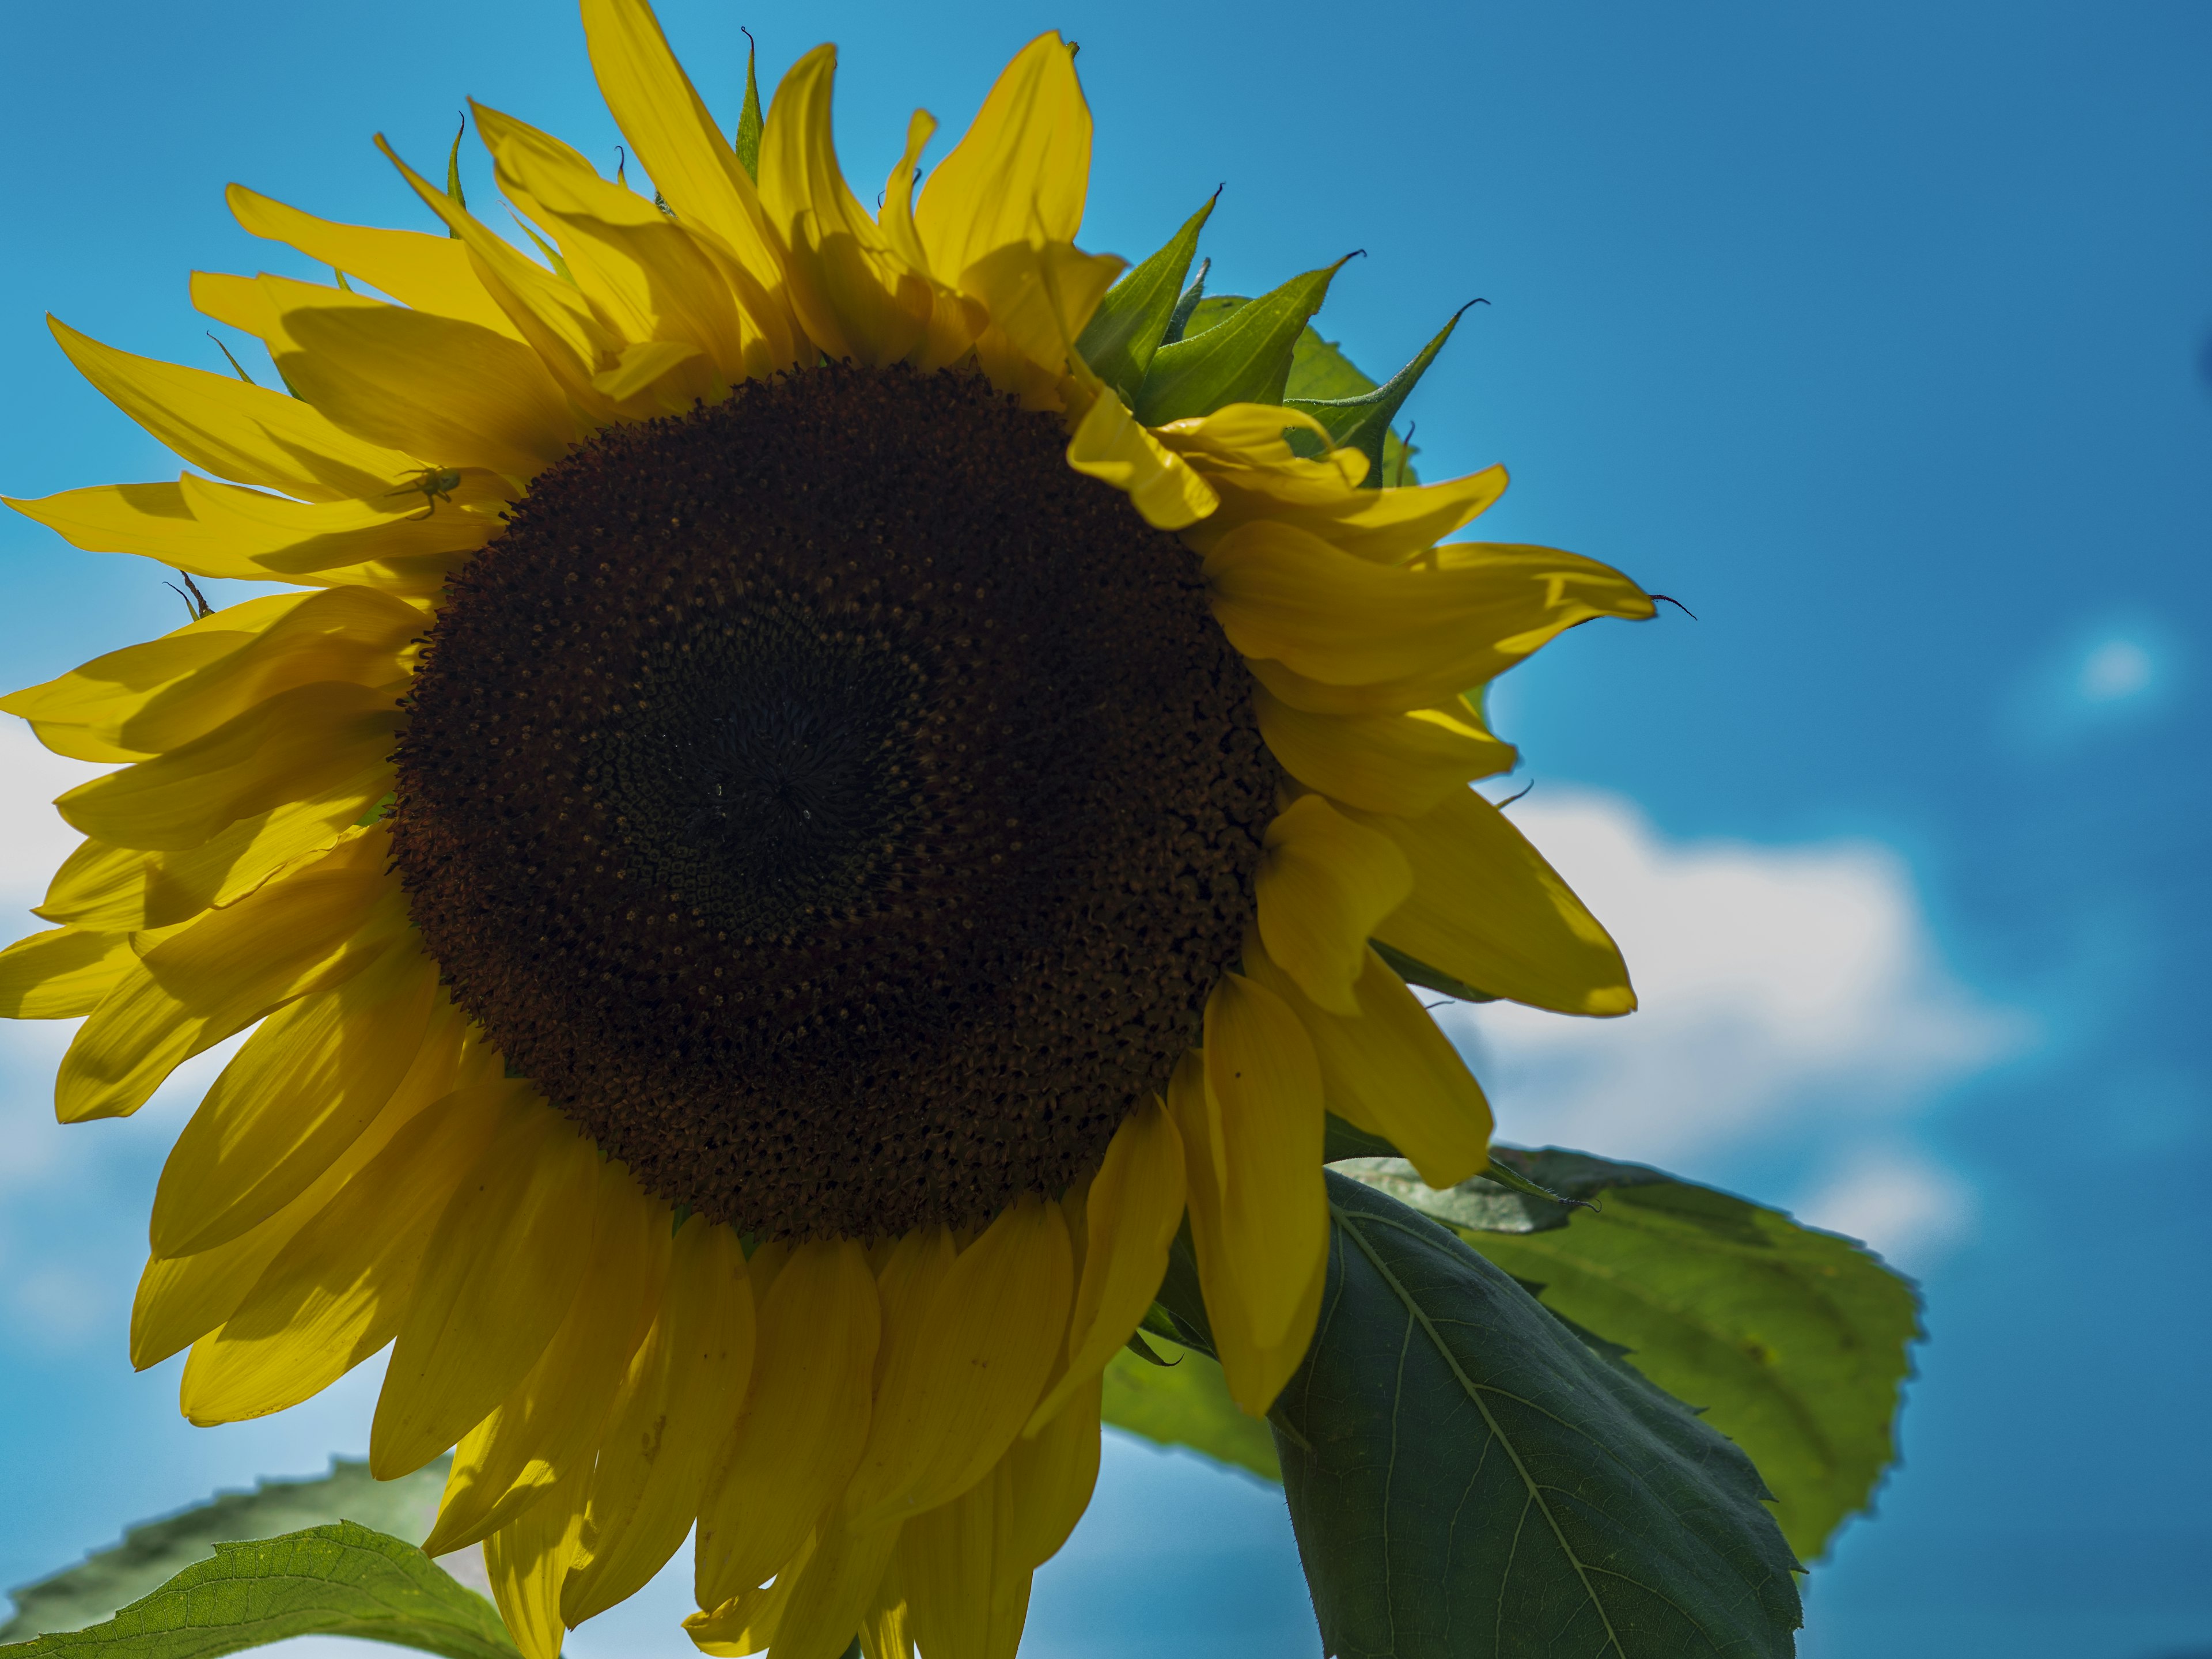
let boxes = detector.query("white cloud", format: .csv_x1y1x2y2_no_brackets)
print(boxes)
1,720,107,930
1794,1146,1974,1266
1439,789,2021,1264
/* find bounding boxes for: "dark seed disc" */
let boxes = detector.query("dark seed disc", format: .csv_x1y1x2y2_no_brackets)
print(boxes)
391,364,1274,1238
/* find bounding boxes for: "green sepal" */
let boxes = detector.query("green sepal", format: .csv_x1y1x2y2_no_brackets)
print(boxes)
2,1463,452,1643
1369,939,1497,1002
1132,255,1356,425
1270,1173,1804,1659
1075,192,1217,403
733,29,764,181
1123,1328,1175,1366
1285,302,1475,488
0,1524,514,1659
442,117,467,239
1158,257,1211,346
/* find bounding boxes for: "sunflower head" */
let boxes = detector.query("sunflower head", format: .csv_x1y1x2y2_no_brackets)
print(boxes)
0,9,1652,1659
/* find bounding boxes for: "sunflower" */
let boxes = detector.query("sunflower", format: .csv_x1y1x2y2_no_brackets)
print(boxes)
0,7,1650,1658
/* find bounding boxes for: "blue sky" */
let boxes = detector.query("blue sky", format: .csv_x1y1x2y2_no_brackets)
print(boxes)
2,3,2207,1657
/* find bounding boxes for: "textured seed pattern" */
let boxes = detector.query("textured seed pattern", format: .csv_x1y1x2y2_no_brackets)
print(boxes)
392,365,1275,1238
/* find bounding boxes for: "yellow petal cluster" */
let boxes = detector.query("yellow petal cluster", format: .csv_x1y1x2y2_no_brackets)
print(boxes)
0,5,1655,1657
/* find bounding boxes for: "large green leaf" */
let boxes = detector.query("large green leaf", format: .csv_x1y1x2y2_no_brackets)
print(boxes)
1380,1149,1923,1562
1259,1173,1802,1659
1101,1339,1281,1481
1131,258,1352,424
0,1524,514,1659
4,1461,452,1641
1077,194,1216,403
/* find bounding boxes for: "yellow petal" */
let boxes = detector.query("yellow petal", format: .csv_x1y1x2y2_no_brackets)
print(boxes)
915,33,1089,281
960,239,1124,405
1025,1101,1184,1434
1009,1373,1101,1570
694,1238,876,1607
176,471,502,576
1253,683,1514,815
136,1002,470,1372
0,927,137,1020
1245,938,1493,1190
55,679,402,852
370,1099,604,1477
845,1197,1073,1532
46,317,420,502
1181,464,1510,564
261,278,580,483
896,1456,1031,1659
148,942,442,1257
563,1219,756,1623
2,479,469,597
374,137,624,419
1063,386,1218,531
1166,1045,1327,1416
118,585,426,755
424,1168,672,1555
57,836,401,1122
1255,793,1412,1016
1200,975,1327,1349
878,109,937,274
35,839,149,931
1205,520,1655,698
227,184,526,339
178,1075,513,1419
758,47,931,365
756,1516,904,1659
485,1458,590,1659
577,0,798,356
473,101,748,390
138,778,388,930
589,338,704,404
1,594,306,756
1357,789,1636,1017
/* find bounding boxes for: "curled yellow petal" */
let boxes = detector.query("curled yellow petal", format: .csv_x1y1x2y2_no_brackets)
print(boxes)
1255,793,1411,1016
484,1459,589,1659
1357,787,1635,1017
1063,387,1218,530
1253,683,1514,815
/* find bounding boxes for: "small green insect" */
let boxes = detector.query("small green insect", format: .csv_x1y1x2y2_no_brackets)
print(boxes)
386,467,463,521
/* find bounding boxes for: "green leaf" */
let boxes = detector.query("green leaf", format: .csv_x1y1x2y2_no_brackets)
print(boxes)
1322,1112,1401,1164
0,1524,514,1659
1100,1340,1282,1482
1076,194,1217,403
1268,1172,1802,1659
1353,1149,1922,1562
1284,328,1421,485
1370,940,1497,1003
1132,256,1355,425
1287,305,1474,488
3,1460,451,1641
733,29,764,182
